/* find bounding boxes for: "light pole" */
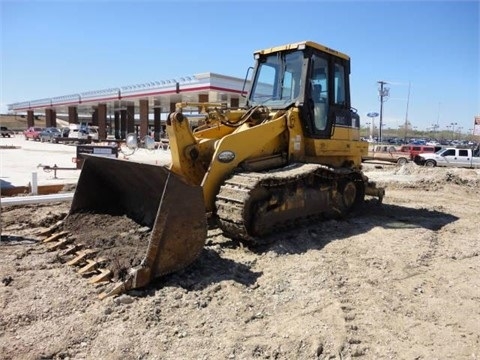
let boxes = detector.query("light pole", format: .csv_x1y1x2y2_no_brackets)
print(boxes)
364,122,371,139
378,81,390,144
450,122,457,139
367,112,379,142
403,121,411,143
436,102,441,132
457,126,463,140
431,123,439,140
404,82,411,144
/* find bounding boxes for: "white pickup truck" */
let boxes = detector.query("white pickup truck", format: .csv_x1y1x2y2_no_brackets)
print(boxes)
415,147,480,168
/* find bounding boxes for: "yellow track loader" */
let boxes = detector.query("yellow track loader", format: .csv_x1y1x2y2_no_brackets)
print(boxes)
50,41,384,298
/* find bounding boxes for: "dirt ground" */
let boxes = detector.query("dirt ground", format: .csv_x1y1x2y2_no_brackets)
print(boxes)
1,162,479,360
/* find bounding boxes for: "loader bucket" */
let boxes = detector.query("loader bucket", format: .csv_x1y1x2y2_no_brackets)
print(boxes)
67,155,207,298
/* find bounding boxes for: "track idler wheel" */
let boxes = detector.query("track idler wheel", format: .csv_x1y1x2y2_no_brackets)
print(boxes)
341,181,357,210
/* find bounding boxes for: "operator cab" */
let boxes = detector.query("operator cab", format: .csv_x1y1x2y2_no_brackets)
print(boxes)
248,41,359,139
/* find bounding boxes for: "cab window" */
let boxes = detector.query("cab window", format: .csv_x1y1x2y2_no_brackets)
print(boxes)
334,63,346,106
250,51,303,106
310,56,329,131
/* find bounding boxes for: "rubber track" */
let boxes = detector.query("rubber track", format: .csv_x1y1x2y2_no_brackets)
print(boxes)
215,163,361,244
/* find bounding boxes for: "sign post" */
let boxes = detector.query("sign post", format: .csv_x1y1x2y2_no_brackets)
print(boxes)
367,112,379,142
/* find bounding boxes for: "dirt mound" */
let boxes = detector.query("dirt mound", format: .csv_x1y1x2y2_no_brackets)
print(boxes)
62,213,151,280
365,162,480,191
0,203,69,238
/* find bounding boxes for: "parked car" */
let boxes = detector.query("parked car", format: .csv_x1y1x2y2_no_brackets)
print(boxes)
68,123,91,140
400,144,443,160
39,127,62,142
66,124,98,141
60,127,70,137
23,127,43,141
68,127,88,140
1,126,14,137
363,145,409,165
415,147,480,168
88,127,99,140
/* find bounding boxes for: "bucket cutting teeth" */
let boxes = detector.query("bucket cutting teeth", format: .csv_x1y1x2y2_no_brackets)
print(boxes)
66,249,97,266
37,221,64,237
60,244,83,256
47,238,73,251
77,258,106,275
43,231,69,244
89,269,113,284
41,232,116,294
99,282,127,300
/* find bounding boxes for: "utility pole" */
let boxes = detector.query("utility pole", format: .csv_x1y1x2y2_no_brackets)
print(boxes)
436,102,441,130
404,82,411,143
378,81,389,144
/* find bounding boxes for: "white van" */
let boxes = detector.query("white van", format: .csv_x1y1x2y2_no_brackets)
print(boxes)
88,127,99,140
68,123,89,140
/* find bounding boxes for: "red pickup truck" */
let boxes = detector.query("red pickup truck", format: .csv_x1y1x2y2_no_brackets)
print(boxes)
23,127,43,141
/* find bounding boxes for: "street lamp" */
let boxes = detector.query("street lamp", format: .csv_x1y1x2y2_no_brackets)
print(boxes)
450,122,457,139
362,121,371,139
403,82,411,144
378,81,390,143
403,121,411,143
431,123,439,139
367,112,379,142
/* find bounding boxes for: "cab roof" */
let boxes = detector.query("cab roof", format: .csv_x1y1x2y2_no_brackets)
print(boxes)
254,40,350,61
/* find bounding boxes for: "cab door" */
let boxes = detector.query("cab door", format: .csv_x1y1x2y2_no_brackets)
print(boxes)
329,60,358,135
302,51,357,139
306,54,331,138
441,148,457,166
456,149,472,167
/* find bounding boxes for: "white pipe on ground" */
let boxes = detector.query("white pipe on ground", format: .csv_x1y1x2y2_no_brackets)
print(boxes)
1,193,74,207
31,172,38,195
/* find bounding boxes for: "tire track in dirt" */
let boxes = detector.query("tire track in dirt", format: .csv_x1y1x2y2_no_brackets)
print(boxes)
327,271,370,358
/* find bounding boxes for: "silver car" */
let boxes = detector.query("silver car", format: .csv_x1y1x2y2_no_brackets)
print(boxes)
39,127,62,143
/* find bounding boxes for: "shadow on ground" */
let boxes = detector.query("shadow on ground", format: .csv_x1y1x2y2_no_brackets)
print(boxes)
140,199,458,295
